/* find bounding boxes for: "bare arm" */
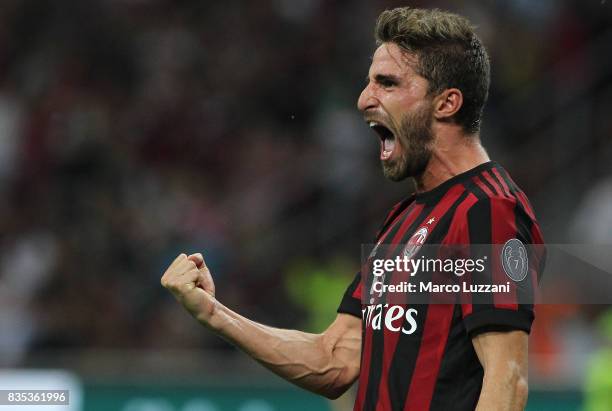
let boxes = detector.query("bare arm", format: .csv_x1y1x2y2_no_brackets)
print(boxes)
473,330,529,411
161,253,362,399
212,307,361,398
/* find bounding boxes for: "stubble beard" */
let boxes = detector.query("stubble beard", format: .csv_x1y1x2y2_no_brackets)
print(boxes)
382,103,435,183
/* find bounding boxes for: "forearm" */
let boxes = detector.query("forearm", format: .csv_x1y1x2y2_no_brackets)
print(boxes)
160,253,360,398
472,330,529,411
204,300,359,398
476,364,528,411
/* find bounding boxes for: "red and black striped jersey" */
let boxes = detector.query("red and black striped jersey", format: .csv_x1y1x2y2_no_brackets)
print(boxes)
338,161,545,411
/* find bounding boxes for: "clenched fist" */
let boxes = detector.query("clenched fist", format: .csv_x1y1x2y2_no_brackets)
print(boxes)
161,253,217,325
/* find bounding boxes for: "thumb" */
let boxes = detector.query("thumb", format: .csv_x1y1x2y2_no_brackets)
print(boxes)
187,253,204,269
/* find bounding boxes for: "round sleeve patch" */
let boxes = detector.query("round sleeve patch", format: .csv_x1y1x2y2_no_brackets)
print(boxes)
501,238,529,282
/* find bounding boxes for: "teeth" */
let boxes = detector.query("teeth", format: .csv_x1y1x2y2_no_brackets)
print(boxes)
369,121,378,128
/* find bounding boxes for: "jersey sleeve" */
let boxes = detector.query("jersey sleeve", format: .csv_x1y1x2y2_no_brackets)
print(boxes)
459,195,545,337
337,271,362,318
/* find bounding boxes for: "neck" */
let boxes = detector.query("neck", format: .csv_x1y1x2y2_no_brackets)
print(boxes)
414,129,490,193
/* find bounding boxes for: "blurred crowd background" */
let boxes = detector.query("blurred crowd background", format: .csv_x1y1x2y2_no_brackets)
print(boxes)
0,0,611,409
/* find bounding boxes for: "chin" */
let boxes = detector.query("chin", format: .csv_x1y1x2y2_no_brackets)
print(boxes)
384,172,409,182
382,163,410,182
382,157,429,183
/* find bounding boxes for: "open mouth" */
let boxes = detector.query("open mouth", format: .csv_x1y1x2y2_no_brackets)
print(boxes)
369,121,396,161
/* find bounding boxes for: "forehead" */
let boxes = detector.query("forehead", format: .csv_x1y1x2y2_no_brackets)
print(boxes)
369,43,418,78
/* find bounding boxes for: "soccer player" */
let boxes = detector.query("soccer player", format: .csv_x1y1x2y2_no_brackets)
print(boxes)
161,7,544,411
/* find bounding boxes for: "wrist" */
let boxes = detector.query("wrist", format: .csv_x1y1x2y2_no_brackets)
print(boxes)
197,297,223,331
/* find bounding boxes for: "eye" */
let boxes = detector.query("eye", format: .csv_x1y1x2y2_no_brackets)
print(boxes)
375,75,399,89
379,79,396,88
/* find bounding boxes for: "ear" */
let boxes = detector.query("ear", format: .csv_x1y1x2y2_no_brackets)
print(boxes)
433,88,463,120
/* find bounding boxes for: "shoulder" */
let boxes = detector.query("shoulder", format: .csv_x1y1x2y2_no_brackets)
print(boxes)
448,176,543,244
459,164,539,226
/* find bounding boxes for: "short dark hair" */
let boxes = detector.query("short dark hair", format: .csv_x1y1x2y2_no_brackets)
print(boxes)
375,7,490,134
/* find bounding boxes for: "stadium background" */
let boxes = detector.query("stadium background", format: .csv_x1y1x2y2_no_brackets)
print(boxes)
0,0,611,410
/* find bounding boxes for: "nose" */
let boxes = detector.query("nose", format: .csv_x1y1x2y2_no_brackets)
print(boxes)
357,82,377,112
